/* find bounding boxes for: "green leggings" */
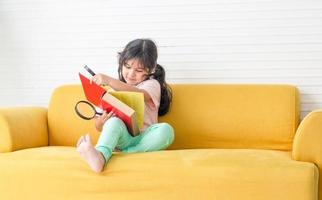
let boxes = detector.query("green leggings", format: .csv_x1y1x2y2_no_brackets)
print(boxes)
95,117,175,163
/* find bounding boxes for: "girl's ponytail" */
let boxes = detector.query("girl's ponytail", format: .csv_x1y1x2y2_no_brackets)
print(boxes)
151,64,172,116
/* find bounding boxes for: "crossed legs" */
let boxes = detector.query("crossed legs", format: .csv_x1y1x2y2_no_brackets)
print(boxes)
77,117,174,173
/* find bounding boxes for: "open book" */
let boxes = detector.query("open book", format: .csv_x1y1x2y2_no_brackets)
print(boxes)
79,73,144,136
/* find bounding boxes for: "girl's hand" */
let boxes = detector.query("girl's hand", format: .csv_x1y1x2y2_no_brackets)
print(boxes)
91,73,109,86
94,111,115,132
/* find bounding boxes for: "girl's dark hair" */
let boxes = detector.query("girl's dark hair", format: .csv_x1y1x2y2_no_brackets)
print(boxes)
117,39,172,116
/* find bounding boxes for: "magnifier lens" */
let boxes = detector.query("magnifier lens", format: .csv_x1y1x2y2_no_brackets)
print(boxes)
76,102,96,119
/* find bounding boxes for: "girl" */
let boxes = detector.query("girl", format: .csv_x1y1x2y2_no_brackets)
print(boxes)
76,39,175,173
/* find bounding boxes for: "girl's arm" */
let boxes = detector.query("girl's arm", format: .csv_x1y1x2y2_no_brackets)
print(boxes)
92,74,154,106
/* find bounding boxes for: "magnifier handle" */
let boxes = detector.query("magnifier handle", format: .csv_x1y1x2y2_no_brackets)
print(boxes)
84,65,96,76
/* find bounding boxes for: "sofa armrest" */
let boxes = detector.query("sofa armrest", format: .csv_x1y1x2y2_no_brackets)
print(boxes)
292,109,322,199
0,107,48,152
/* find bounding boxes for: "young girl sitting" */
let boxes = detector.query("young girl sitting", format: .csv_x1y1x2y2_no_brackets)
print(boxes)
76,39,175,173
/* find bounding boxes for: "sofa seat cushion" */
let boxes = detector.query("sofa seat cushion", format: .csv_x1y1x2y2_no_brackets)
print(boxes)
0,147,318,200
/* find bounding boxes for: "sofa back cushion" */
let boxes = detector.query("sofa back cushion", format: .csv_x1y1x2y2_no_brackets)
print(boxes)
159,84,300,150
48,85,97,146
48,84,299,151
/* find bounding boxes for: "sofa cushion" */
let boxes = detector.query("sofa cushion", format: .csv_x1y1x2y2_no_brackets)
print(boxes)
0,147,317,200
48,84,299,150
159,84,300,150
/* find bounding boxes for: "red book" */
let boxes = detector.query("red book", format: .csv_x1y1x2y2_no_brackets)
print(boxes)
79,73,140,136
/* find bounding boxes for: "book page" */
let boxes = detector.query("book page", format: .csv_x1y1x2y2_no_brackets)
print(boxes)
109,91,144,129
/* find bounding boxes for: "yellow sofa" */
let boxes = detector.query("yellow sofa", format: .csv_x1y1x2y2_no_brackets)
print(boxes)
0,84,321,200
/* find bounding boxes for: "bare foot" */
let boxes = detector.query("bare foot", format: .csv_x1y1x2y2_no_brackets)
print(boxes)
77,134,105,173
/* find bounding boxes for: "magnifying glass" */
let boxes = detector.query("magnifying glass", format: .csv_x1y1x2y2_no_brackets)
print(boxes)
74,100,102,120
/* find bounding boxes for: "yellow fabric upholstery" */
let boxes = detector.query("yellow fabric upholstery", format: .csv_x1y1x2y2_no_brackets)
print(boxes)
0,107,48,152
48,85,97,146
293,109,322,200
0,84,320,200
0,147,318,200
48,84,299,150
159,84,300,150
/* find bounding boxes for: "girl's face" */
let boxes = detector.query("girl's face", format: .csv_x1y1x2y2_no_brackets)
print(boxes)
122,59,149,86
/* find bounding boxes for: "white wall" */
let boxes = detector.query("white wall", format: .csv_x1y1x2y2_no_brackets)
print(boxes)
1,0,322,118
